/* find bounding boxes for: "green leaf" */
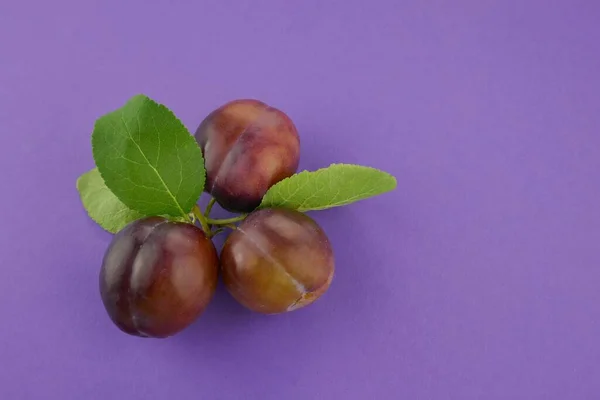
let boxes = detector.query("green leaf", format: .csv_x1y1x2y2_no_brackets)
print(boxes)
91,94,205,218
260,164,397,212
76,168,145,233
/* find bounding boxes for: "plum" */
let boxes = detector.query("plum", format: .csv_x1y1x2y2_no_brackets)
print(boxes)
220,208,334,314
99,217,218,338
195,99,300,212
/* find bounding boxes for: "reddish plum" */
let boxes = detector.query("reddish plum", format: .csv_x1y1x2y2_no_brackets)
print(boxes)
195,99,300,212
99,217,218,338
220,208,334,314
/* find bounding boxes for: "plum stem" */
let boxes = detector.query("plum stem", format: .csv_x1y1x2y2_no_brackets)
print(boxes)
204,198,217,218
192,205,211,235
208,227,225,238
206,215,247,225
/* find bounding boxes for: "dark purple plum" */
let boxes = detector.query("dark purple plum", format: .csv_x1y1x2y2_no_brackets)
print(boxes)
195,99,300,213
99,217,218,338
220,208,334,314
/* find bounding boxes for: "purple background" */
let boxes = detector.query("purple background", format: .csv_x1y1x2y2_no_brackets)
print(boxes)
1,1,599,399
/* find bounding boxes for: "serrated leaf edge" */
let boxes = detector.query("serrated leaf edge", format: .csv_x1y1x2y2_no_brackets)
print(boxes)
90,94,205,218
260,163,397,212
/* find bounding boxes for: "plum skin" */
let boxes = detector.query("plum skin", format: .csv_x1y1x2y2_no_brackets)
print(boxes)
194,99,300,213
220,208,334,314
99,217,219,338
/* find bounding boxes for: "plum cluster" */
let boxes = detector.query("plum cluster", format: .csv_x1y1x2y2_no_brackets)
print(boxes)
100,100,334,338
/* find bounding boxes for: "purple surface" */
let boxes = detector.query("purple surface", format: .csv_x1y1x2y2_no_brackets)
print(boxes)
1,1,599,399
